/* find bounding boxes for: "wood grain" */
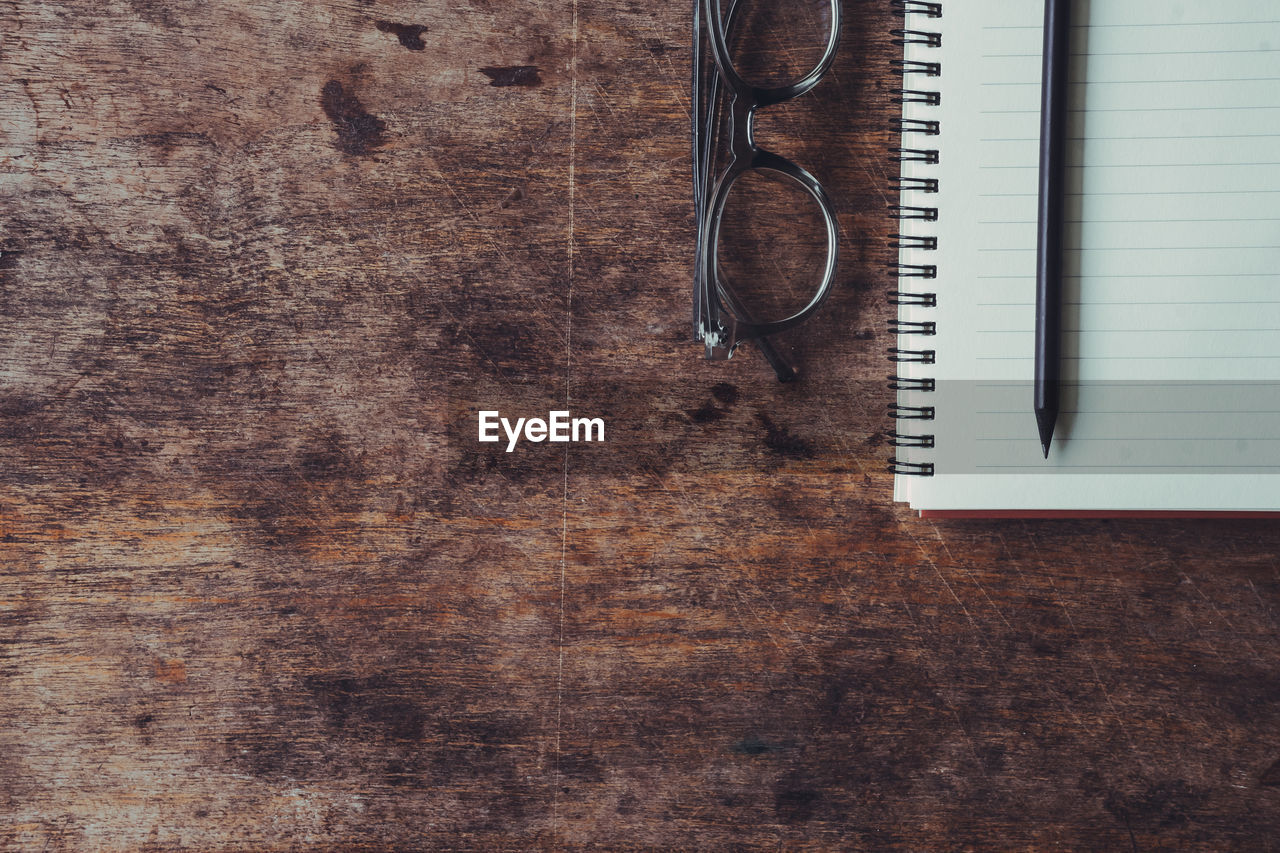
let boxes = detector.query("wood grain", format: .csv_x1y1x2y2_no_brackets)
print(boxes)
2,0,1279,849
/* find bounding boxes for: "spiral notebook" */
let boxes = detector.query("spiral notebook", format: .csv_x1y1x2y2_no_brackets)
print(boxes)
890,1,1280,515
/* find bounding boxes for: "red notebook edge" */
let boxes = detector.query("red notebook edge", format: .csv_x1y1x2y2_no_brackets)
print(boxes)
919,510,1280,519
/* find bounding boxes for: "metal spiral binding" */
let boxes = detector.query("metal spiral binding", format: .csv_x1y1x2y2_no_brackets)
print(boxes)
888,290,936,307
890,205,937,221
891,234,938,250
891,147,939,164
890,0,942,16
890,59,941,77
888,347,935,364
888,0,941,477
889,376,936,392
888,319,935,336
891,176,938,192
890,262,936,279
892,118,939,136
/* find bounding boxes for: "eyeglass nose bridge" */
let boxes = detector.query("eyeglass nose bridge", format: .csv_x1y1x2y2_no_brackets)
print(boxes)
726,97,758,165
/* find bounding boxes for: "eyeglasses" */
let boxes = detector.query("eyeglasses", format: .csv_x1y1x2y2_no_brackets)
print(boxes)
693,0,842,381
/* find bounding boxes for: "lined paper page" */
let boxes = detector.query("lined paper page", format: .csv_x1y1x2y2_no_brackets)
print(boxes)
897,1,1280,510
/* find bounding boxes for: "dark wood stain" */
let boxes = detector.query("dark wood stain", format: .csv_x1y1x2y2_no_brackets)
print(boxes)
319,80,386,155
479,65,542,87
774,783,821,824
732,735,779,755
499,185,525,208
3,1,1280,849
303,674,427,741
757,412,815,457
375,21,429,51
1103,780,1207,830
710,382,739,405
686,402,724,423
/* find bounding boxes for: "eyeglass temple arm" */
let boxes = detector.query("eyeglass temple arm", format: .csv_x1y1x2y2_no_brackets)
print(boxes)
692,0,741,332
758,336,797,382
715,277,798,382
691,0,796,383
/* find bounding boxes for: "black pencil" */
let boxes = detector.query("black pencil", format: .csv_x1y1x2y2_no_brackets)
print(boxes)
1035,0,1072,458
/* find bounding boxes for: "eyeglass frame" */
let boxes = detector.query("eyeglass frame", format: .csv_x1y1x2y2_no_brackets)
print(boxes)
692,0,842,382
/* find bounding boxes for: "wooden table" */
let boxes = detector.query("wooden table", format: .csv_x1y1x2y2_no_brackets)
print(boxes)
2,1,1278,848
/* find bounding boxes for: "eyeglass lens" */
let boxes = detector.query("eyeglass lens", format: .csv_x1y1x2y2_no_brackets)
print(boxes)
716,0,835,89
716,169,832,326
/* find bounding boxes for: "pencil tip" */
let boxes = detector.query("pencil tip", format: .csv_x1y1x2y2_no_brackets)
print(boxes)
1036,409,1057,459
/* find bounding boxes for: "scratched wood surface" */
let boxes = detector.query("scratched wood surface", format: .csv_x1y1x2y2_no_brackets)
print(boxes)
2,0,1279,849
